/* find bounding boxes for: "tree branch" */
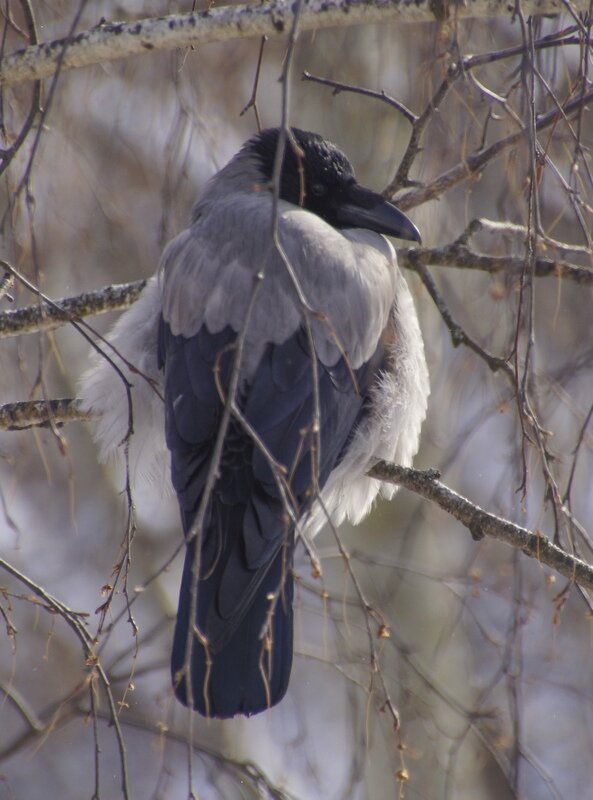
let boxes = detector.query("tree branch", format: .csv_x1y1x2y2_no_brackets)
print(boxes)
0,279,146,338
3,394,591,594
396,88,593,211
302,70,417,124
0,0,583,88
369,463,593,591
0,398,89,431
398,243,593,284
2,232,589,352
3,392,590,596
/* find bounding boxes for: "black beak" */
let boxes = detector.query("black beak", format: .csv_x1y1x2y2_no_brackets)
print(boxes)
336,184,421,244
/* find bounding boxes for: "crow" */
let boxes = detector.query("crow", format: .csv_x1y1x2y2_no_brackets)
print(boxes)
80,128,429,718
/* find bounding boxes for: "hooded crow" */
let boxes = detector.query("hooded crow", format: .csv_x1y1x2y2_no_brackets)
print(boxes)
80,128,429,718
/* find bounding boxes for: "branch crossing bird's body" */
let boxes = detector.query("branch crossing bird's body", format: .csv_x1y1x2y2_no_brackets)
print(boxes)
80,128,429,718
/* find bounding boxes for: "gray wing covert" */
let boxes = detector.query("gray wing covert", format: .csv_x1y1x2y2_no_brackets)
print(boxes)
160,194,396,373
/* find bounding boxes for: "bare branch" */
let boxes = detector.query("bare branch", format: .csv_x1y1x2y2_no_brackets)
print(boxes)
0,557,131,797
398,243,593,284
302,70,417,124
369,463,593,591
2,233,587,352
3,386,592,598
0,0,586,89
0,0,41,178
303,30,593,194
0,279,146,339
0,398,89,431
0,680,44,734
387,60,461,193
240,35,268,132
410,258,514,376
396,88,593,211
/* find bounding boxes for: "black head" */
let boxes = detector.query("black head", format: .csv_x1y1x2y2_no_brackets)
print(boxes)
248,128,354,226
246,127,421,243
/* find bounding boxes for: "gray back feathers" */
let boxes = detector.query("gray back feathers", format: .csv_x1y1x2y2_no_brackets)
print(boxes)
161,193,398,375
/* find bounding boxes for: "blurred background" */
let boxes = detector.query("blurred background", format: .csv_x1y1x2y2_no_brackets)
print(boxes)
1,1,593,798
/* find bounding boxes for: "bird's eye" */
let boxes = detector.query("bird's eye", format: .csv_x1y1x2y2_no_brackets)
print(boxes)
310,182,326,197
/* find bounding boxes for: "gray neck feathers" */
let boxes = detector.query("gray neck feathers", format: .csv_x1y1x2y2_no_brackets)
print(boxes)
191,151,266,223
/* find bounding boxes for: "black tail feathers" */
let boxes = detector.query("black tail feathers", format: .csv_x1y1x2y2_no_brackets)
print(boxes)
171,539,294,719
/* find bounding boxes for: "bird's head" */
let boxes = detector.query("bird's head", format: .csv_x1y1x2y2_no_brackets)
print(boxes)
246,127,421,244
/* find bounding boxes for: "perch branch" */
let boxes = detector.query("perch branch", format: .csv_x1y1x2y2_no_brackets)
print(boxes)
2,396,591,596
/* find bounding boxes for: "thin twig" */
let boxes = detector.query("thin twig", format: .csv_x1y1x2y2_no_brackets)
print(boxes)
0,0,41,179
240,35,267,131
410,258,514,376
388,60,463,193
0,555,131,798
302,70,417,124
395,88,593,211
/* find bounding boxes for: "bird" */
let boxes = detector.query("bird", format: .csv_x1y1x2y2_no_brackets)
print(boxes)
79,127,429,719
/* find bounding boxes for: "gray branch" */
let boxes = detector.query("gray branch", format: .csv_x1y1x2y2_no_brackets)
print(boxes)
2,234,590,348
0,0,579,88
0,398,90,431
396,87,593,212
398,244,593,284
369,463,593,591
2,395,591,593
0,279,146,339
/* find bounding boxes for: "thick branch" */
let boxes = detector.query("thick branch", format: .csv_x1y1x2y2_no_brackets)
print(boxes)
0,0,579,88
0,398,89,431
398,244,593,284
370,463,593,590
0,279,146,338
3,395,590,594
3,395,591,592
2,236,590,349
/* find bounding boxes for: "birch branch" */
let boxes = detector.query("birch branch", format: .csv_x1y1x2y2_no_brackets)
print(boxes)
0,0,580,89
1,234,590,347
396,87,593,211
398,245,593,283
0,240,588,350
2,394,591,595
0,279,146,339
0,398,89,431
368,463,593,591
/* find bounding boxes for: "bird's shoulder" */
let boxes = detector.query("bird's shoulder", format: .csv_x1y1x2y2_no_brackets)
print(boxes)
160,191,399,371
